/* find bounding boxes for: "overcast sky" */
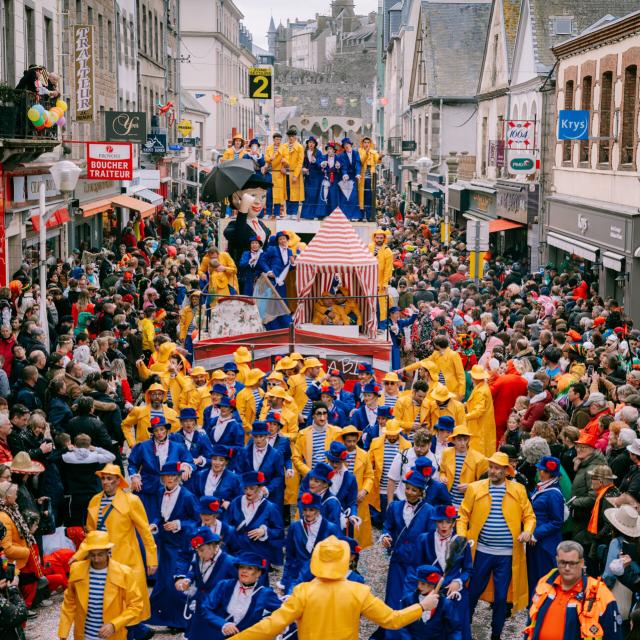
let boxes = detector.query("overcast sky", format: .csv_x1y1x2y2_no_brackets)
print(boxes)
239,0,379,48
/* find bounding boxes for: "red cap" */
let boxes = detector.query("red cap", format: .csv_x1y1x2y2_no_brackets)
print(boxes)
576,431,598,447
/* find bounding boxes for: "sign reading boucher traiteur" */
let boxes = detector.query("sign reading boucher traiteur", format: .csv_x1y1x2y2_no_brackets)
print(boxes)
73,25,95,122
86,143,133,181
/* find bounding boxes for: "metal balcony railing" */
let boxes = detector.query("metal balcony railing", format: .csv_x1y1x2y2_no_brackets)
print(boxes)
0,88,61,141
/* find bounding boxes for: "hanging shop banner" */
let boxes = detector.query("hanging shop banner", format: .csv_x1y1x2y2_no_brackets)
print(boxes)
105,111,147,143
248,67,273,99
73,25,95,122
86,142,133,180
505,120,534,149
557,110,590,140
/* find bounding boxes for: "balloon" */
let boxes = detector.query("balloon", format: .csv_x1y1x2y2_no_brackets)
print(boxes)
55,99,67,112
35,123,45,130
34,104,45,115
56,116,65,127
48,110,59,124
50,107,61,118
27,107,40,121
33,116,44,127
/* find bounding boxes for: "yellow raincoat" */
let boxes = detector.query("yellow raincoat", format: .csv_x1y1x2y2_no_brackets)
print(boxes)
236,385,264,440
427,348,466,399
421,396,467,429
439,447,488,490
232,536,423,640
458,479,536,612
368,435,412,511
58,559,144,640
205,251,239,297
392,394,428,433
86,489,158,621
347,445,374,548
465,382,497,456
172,212,186,233
121,385,179,447
292,425,342,478
283,140,305,203
368,230,393,323
265,142,287,205
358,145,380,210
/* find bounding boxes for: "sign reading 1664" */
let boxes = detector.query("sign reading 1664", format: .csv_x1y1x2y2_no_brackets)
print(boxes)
248,67,273,100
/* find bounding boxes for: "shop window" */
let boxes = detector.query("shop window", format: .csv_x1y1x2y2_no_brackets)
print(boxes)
599,71,613,166
579,75,592,163
563,80,574,162
621,65,637,166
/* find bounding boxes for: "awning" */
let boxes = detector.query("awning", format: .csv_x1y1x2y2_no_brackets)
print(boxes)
463,211,494,222
489,219,523,233
602,250,625,271
111,195,156,218
547,231,598,262
30,207,70,232
81,198,114,218
134,189,163,206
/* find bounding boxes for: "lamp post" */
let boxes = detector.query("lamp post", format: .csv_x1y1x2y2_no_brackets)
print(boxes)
39,160,81,349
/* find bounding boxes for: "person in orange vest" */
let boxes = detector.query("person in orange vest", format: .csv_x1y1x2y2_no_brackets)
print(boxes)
524,540,622,640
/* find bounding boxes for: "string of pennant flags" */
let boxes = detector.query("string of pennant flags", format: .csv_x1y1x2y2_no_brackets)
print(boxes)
194,93,388,108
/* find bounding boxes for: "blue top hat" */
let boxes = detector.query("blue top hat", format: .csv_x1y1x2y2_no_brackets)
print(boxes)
377,406,393,418
403,469,427,490
190,526,221,548
233,553,268,571
306,386,322,402
413,457,435,478
356,362,373,375
223,362,239,373
320,385,336,398
219,396,234,408
535,455,562,477
328,368,344,380
242,470,266,487
248,235,263,245
275,231,288,240
159,461,183,475
211,444,232,459
199,495,224,515
388,306,400,314
210,383,228,395
265,411,282,426
178,407,198,422
147,415,168,432
363,381,382,396
341,137,353,146
433,504,459,521
325,440,348,463
306,136,317,145
307,462,334,486
251,421,269,436
249,138,260,146
298,491,323,510
434,415,455,432
416,564,443,584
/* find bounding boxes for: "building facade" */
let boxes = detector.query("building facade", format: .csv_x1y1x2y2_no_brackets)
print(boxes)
547,11,640,320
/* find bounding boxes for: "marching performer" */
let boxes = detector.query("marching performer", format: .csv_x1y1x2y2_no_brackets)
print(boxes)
358,137,380,222
283,127,305,217
336,138,362,220
264,132,286,218
301,137,325,220
320,142,341,217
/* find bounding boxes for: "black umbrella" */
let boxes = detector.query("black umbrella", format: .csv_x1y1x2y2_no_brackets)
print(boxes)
201,158,256,202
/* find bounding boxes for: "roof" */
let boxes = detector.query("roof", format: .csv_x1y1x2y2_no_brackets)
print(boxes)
181,91,210,116
421,2,492,98
528,0,640,69
268,16,276,33
297,209,377,268
503,0,521,68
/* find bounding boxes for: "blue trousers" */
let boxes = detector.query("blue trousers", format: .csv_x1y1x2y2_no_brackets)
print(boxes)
468,550,512,638
370,494,388,528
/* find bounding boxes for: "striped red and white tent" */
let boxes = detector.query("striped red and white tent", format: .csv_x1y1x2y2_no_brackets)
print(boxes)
294,208,378,338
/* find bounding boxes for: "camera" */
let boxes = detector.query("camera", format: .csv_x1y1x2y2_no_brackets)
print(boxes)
0,559,16,582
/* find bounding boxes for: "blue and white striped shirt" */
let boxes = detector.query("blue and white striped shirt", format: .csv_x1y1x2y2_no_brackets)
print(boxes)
478,483,513,554
380,441,399,492
251,389,262,412
383,395,399,408
449,453,465,506
84,567,108,639
311,428,326,466
346,451,356,472
97,494,115,532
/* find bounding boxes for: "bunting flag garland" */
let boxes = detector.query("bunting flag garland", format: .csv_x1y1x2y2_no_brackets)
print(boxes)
379,97,389,106
213,95,222,103
365,96,374,105
349,97,358,107
335,97,345,107
320,97,330,108
229,96,238,106
274,95,283,107
195,93,205,99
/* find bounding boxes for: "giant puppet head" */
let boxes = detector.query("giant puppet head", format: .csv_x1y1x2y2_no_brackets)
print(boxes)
230,171,272,220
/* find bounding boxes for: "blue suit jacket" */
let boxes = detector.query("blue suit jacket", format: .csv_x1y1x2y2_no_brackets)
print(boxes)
235,444,285,505
192,467,243,504
298,480,343,527
281,517,342,592
383,499,436,565
336,390,355,414
238,250,269,295
265,245,294,280
337,150,361,180
177,549,237,602
202,405,242,429
398,591,463,640
198,579,281,640
406,531,473,593
128,439,194,498
423,479,453,508
248,434,292,471
225,497,284,565
530,482,564,557
204,418,245,469
170,429,214,467
150,486,200,551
